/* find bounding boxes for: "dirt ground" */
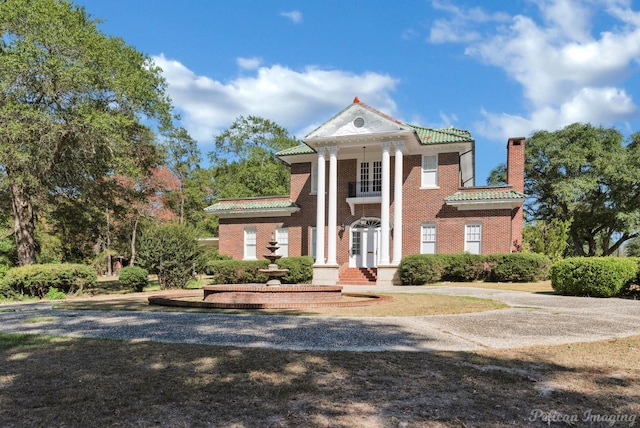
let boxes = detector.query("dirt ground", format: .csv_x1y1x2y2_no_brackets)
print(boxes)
0,333,638,427
1,282,638,427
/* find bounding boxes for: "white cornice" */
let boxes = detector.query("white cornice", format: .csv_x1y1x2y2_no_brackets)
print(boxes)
445,199,524,211
212,207,301,219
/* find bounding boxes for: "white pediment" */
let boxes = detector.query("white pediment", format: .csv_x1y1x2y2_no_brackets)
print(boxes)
305,104,411,140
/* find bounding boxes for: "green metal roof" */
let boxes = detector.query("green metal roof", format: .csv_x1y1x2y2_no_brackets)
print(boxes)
407,124,474,145
444,189,526,202
205,199,300,213
276,144,315,156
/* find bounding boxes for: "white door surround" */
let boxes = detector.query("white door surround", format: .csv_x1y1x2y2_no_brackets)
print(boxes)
349,218,381,268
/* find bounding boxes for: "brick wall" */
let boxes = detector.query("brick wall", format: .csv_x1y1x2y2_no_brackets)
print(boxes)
218,142,525,262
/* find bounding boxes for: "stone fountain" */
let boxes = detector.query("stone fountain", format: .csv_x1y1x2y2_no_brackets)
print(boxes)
148,231,391,309
258,233,289,286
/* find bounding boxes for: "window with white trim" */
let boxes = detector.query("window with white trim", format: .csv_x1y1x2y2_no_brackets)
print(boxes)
421,154,438,187
244,227,257,260
275,228,289,257
421,224,437,254
351,229,362,256
310,162,318,193
465,224,482,255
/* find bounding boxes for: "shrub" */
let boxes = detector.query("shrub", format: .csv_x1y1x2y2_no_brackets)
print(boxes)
136,225,206,289
488,253,552,282
550,257,637,297
45,287,66,300
206,260,265,284
0,267,16,299
0,238,17,267
118,266,149,292
206,257,314,285
399,254,448,285
277,256,314,284
399,253,552,285
0,263,97,298
442,254,487,282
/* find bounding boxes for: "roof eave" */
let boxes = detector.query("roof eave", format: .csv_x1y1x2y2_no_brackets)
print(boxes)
205,207,301,218
444,198,525,211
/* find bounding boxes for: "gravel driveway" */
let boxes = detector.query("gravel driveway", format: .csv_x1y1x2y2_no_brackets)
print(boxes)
1,285,639,352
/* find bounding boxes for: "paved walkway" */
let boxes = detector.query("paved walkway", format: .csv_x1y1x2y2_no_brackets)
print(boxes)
1,286,639,352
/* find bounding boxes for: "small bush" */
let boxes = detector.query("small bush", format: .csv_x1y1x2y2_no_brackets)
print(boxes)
277,256,314,284
45,287,66,300
118,266,149,292
136,225,206,289
550,257,637,297
0,266,16,299
207,260,267,284
632,258,640,285
0,263,97,298
488,253,552,282
399,254,448,285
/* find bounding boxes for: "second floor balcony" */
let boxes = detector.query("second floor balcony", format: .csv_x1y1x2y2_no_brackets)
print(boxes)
348,181,382,198
346,181,382,215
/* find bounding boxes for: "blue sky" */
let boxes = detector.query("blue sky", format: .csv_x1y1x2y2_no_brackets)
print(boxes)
78,0,640,183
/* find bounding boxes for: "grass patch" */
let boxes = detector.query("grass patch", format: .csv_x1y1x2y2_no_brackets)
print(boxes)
23,317,55,324
1,332,637,426
434,280,554,293
54,293,507,317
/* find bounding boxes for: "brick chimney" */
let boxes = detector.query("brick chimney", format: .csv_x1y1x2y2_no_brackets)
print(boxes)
506,137,526,252
506,137,525,193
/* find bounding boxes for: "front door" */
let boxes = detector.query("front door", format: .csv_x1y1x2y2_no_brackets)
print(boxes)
350,218,381,268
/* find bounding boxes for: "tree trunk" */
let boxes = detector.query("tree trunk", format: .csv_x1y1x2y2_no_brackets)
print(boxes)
130,215,139,266
571,233,585,257
10,183,37,265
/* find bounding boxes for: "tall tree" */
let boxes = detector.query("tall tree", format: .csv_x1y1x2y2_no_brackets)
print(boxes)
0,0,174,265
486,163,506,186
208,116,300,199
526,123,640,256
162,126,213,229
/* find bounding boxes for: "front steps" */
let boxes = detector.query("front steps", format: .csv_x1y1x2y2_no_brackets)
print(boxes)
339,267,377,285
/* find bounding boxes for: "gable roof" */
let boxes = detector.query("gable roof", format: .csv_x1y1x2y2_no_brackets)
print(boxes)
278,99,475,158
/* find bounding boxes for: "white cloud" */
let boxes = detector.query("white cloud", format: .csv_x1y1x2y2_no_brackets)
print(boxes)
431,0,640,140
152,54,398,145
429,0,510,43
237,57,262,70
280,10,302,24
476,87,637,140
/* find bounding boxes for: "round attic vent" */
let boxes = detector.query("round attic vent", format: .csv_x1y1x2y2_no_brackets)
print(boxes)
353,117,365,128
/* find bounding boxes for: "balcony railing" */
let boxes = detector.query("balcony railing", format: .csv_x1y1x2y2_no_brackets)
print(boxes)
348,181,382,198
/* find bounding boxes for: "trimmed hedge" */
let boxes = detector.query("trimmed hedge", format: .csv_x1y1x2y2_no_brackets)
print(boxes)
206,256,313,285
442,253,487,282
399,254,448,285
0,263,97,298
488,253,551,282
550,257,637,297
399,253,552,285
118,266,149,292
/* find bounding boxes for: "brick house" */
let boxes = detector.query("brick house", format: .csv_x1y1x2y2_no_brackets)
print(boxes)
205,98,526,286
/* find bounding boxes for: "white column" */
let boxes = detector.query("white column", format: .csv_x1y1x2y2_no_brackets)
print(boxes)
379,142,391,265
392,142,404,264
326,145,338,265
315,147,326,265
